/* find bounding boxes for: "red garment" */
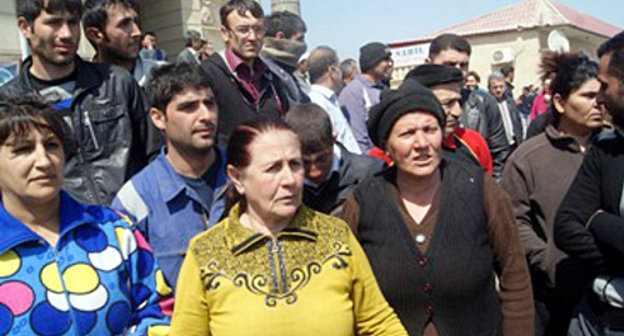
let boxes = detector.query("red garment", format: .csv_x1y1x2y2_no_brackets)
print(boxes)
530,92,549,121
367,127,493,174
224,48,267,104
368,147,393,167
443,127,493,174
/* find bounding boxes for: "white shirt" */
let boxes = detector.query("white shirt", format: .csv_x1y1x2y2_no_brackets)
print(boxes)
309,84,362,154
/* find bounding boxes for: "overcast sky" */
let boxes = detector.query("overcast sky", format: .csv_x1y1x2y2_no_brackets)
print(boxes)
260,0,624,60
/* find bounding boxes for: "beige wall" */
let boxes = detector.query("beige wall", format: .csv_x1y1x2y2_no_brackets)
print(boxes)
0,1,21,62
391,26,608,96
468,30,542,97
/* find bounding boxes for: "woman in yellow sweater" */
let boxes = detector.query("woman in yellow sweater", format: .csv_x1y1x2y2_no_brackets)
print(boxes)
170,118,406,336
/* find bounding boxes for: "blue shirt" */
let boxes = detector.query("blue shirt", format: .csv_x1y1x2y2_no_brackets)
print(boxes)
112,147,228,289
338,73,383,153
309,84,361,154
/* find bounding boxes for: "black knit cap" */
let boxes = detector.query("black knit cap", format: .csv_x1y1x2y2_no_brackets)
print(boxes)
368,79,446,148
405,64,463,88
359,42,391,72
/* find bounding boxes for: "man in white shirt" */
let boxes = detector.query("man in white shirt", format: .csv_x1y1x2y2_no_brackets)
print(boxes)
307,46,361,154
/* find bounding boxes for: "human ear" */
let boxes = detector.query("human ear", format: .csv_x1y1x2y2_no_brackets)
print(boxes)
227,165,245,196
149,107,166,132
17,17,32,39
553,93,565,114
84,27,105,46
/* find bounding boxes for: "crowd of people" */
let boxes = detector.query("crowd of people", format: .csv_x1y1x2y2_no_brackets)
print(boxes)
0,0,623,335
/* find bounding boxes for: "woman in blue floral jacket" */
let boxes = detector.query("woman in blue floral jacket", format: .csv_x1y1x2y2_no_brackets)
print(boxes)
0,94,173,335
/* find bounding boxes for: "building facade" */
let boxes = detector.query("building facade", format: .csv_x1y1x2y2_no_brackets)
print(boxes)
389,0,620,95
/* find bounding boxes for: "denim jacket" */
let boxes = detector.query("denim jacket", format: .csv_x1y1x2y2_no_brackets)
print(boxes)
112,147,228,289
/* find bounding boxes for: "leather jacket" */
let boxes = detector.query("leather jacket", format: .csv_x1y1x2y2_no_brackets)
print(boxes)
1,57,160,205
460,89,511,181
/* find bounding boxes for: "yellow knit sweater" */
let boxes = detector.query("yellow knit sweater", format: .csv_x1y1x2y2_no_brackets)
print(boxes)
170,203,407,336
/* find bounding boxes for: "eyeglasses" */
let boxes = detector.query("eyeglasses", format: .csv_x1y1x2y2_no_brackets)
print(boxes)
229,25,266,37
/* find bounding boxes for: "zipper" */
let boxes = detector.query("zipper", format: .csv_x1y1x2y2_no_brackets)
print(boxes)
267,237,288,294
267,238,279,294
72,92,102,205
45,239,80,335
83,110,100,151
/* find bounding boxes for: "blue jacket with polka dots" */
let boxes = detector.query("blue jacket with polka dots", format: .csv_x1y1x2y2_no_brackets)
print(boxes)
0,191,173,336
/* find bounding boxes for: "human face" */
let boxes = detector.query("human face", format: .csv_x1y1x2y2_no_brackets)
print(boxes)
302,144,334,185
221,10,265,63
488,78,506,100
99,4,142,63
142,34,155,49
289,30,305,42
152,87,218,155
368,55,393,82
429,48,470,78
230,130,304,224
431,82,462,136
465,74,478,91
598,53,624,123
555,78,603,131
386,112,443,179
0,126,65,206
18,10,80,68
329,63,344,93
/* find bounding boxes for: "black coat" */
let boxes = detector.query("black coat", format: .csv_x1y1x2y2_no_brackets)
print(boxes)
200,52,290,146
0,57,159,205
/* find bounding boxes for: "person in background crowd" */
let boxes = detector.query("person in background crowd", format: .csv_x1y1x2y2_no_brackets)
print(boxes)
464,70,482,92
406,64,493,174
530,74,554,121
201,0,290,146
286,104,383,215
294,51,311,94
1,0,159,205
83,0,157,87
113,62,228,289
555,31,624,336
0,93,172,335
140,31,168,62
307,46,360,154
339,41,393,153
517,85,536,137
177,29,203,65
261,10,309,104
199,38,213,61
170,117,408,336
502,51,603,336
427,33,510,181
489,71,524,151
340,58,359,86
381,57,395,89
501,64,515,102
340,79,534,335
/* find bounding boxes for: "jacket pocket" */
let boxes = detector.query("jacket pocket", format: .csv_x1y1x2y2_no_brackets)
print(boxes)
83,104,130,158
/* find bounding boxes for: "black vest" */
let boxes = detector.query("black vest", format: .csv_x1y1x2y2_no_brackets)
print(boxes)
353,162,502,336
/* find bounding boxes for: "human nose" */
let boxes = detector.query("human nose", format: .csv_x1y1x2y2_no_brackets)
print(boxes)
413,131,428,149
58,21,73,40
33,144,53,169
131,21,141,39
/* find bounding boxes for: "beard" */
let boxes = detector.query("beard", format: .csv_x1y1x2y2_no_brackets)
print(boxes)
101,35,139,63
605,89,624,128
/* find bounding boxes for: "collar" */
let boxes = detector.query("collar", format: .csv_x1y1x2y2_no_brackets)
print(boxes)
355,72,381,89
187,47,198,56
260,37,307,68
225,47,266,75
545,123,591,153
0,191,96,254
19,56,105,96
226,203,320,256
310,84,337,100
154,147,228,205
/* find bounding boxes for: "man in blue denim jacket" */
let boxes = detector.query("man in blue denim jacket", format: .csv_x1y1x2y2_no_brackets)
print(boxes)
113,62,228,289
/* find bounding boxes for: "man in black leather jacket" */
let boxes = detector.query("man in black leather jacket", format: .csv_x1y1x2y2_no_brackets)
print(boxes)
427,34,511,180
2,0,159,205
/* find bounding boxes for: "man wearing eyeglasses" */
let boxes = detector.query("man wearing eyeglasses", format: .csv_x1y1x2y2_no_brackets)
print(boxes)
201,0,290,146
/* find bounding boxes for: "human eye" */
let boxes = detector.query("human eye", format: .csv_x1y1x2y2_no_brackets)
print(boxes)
289,159,303,171
11,142,33,155
45,138,61,150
